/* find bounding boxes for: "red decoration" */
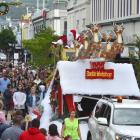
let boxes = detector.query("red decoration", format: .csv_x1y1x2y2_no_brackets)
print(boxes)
57,85,63,116
90,62,105,69
51,89,56,99
64,95,76,113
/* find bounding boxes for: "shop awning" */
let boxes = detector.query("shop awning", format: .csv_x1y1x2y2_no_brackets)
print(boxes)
57,59,140,97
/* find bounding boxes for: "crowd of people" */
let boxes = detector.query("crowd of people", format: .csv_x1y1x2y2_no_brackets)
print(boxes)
0,63,49,140
0,63,82,140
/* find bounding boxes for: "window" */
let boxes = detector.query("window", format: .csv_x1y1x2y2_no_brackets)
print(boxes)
108,0,110,19
118,0,119,17
110,0,112,19
95,102,107,118
82,18,85,29
137,0,139,14
113,108,140,125
103,105,111,124
125,0,130,16
64,21,67,35
92,0,94,22
73,0,77,5
123,0,125,16
94,0,95,21
120,0,123,17
103,0,105,19
76,20,79,32
112,0,114,18
105,0,107,19
130,0,132,15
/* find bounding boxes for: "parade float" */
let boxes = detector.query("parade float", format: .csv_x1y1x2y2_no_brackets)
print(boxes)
48,24,140,118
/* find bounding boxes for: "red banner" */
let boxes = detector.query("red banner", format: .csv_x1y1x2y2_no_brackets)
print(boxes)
85,69,114,79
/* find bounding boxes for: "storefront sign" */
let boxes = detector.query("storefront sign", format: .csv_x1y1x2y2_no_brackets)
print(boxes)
85,62,114,79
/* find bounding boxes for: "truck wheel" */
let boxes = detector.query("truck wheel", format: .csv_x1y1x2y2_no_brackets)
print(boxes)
87,131,92,140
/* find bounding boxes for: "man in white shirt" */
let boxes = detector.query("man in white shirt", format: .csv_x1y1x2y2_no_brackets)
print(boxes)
13,84,26,116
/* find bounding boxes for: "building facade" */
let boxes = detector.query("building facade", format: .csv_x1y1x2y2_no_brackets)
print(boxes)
32,9,47,35
46,9,67,35
67,0,91,33
90,0,140,44
46,0,67,35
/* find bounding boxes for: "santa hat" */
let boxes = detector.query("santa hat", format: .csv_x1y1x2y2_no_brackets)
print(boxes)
70,29,76,40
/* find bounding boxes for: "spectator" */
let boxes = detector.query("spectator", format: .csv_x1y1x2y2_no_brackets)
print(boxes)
47,124,61,140
3,84,14,119
0,100,6,123
0,70,11,94
61,110,82,140
26,86,40,113
0,100,11,137
40,128,47,140
1,110,23,140
19,118,46,140
34,75,41,85
13,84,26,117
38,84,46,103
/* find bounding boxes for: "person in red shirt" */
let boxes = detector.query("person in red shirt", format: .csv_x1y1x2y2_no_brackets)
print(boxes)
19,118,46,140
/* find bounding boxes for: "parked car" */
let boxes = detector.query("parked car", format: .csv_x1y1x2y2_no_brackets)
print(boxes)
0,52,7,60
87,97,140,140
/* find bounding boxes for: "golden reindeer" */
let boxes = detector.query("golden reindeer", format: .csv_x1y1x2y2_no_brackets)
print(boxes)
101,31,115,60
85,24,102,58
112,24,125,54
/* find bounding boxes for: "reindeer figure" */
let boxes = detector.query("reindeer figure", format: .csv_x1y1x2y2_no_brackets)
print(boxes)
102,32,112,52
85,24,102,58
112,24,125,54
100,31,116,60
74,24,102,59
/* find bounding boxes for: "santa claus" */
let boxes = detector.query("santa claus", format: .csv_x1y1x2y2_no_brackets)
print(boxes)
52,29,80,48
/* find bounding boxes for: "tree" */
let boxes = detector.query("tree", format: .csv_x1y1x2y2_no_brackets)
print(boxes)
0,27,16,49
23,27,58,67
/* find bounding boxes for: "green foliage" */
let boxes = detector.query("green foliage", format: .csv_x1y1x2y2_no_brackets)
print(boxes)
133,34,140,88
0,27,16,49
23,27,58,67
133,34,140,49
132,61,140,88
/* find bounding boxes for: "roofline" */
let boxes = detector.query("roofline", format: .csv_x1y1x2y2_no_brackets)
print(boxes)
91,15,140,26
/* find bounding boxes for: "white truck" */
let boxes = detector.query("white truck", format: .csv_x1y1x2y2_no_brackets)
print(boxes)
88,97,140,140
